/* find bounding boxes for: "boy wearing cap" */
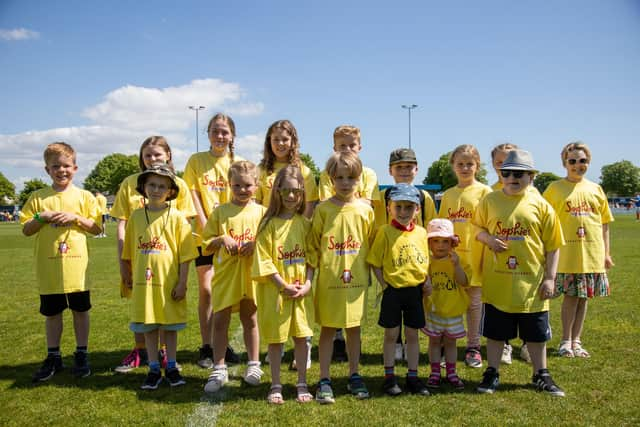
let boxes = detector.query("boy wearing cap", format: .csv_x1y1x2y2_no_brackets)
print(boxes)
473,149,566,396
122,163,198,390
367,183,431,396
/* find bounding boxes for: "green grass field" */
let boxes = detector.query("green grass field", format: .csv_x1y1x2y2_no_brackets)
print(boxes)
0,215,638,426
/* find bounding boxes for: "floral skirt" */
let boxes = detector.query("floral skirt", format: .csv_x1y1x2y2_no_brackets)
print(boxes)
555,273,610,298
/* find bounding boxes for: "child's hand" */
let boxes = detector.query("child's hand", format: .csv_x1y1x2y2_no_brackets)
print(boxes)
294,280,312,298
281,283,299,298
119,260,133,288
488,235,508,252
538,278,555,300
172,283,186,301
604,255,614,269
220,235,239,255
238,241,255,257
449,251,461,266
423,277,433,297
41,211,77,226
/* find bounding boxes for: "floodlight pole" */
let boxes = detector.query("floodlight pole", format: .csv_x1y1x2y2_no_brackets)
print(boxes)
401,104,418,149
188,105,206,152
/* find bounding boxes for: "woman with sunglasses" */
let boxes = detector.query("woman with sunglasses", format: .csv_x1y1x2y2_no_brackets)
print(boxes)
543,142,614,359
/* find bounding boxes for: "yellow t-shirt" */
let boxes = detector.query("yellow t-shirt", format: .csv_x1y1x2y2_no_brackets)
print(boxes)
438,182,492,286
474,189,565,313
367,224,429,288
380,187,437,227
255,161,319,207
110,173,195,220
122,207,198,324
308,199,375,328
21,185,101,295
96,193,108,215
543,178,613,273
423,257,469,317
202,202,266,312
252,215,314,343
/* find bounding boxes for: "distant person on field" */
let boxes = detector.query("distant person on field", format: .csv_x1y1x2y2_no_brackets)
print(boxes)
94,191,108,237
543,142,614,358
634,194,640,221
21,142,101,383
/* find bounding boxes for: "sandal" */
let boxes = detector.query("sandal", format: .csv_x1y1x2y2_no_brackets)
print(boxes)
267,384,284,405
572,340,591,358
295,383,313,403
558,340,574,358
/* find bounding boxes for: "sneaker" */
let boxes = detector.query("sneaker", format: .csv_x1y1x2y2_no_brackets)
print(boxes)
347,373,370,399
405,376,430,396
165,368,186,387
32,354,63,383
244,363,264,386
333,338,347,362
532,369,565,397
141,370,163,390
520,343,531,363
204,366,228,393
159,348,168,369
225,345,241,365
464,347,483,368
477,367,500,394
501,343,513,365
394,343,404,362
71,351,91,378
315,379,335,404
115,348,146,373
426,373,441,389
197,345,213,369
383,375,402,396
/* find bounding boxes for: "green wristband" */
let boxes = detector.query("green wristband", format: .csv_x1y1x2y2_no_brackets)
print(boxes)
34,212,46,224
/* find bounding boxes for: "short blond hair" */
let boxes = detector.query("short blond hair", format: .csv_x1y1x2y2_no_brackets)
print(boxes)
561,141,591,166
228,160,258,183
44,142,76,165
490,143,519,161
333,125,361,144
325,151,362,180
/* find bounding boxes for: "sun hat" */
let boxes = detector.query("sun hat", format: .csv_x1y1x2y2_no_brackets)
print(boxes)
387,183,420,205
426,218,460,246
499,149,538,172
136,163,180,201
389,148,418,165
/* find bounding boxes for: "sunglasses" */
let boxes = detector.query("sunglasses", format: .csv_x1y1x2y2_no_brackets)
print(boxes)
567,158,588,165
500,170,527,179
278,188,303,197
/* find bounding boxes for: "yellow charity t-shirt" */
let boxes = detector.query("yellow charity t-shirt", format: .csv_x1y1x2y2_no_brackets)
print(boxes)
20,185,101,295
307,199,375,328
367,224,429,288
255,161,319,207
202,201,266,312
122,207,198,325
543,178,613,273
110,173,196,220
96,193,107,215
474,189,565,313
252,214,314,343
380,187,437,227
438,182,492,286
423,257,470,318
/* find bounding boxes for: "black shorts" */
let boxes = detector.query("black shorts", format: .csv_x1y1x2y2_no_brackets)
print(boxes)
40,291,91,316
194,246,213,267
480,303,551,343
378,285,425,329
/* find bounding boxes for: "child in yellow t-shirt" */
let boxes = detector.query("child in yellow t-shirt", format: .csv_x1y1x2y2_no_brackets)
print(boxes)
422,219,469,391
122,164,198,389
474,149,566,397
438,144,492,368
253,165,315,404
22,142,101,382
543,142,614,358
308,151,375,404
183,113,244,368
367,184,430,397
94,191,108,237
202,161,266,394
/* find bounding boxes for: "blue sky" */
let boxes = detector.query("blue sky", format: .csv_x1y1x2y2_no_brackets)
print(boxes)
1,1,639,192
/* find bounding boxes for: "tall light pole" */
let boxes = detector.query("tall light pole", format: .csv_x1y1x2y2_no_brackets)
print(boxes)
401,104,418,149
188,105,205,152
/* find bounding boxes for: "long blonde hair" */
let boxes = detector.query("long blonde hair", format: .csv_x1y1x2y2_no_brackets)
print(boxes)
257,165,305,235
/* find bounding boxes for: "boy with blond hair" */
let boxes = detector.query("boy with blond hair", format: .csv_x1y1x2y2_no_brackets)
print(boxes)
21,142,102,382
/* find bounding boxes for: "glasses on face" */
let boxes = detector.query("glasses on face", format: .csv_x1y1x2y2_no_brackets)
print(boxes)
278,188,303,197
567,158,588,165
500,170,526,179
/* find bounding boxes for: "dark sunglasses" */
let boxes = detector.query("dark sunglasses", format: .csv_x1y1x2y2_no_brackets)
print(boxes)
278,188,303,197
567,158,588,165
500,170,526,179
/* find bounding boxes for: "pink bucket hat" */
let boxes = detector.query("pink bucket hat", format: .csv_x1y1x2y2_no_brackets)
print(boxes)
427,218,459,246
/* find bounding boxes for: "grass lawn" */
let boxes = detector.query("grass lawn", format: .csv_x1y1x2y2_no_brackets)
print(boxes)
0,215,638,426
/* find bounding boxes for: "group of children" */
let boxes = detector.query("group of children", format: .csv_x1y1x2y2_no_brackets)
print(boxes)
21,115,614,403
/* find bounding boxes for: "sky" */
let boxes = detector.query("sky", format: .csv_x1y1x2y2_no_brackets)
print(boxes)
1,0,639,193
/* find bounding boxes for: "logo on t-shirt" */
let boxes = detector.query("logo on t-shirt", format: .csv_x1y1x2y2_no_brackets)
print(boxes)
203,174,226,192
342,269,352,283
577,226,586,238
565,200,594,217
278,244,306,266
447,206,473,223
145,267,153,281
327,234,361,255
138,236,167,254
58,241,70,254
496,221,531,241
507,256,519,270
229,228,255,245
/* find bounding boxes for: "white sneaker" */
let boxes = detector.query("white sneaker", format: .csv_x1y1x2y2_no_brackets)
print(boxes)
520,344,531,363
244,362,263,386
394,343,403,361
501,343,513,365
204,365,228,393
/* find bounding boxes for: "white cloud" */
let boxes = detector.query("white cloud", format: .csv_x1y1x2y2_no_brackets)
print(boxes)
235,133,265,164
0,28,40,41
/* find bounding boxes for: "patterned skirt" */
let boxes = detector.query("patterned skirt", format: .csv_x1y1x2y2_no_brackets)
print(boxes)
555,272,610,298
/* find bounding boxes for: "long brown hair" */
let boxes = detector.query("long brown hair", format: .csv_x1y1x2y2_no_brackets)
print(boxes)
257,165,305,235
138,136,174,171
259,119,301,175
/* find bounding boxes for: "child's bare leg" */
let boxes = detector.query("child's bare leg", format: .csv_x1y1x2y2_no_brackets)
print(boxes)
428,335,443,365
466,287,482,348
269,343,283,386
319,326,335,379
485,338,503,370
213,308,231,366
240,299,259,362
444,337,458,364
197,264,214,347
561,295,579,341
345,326,361,376
572,298,588,342
45,314,63,348
293,337,308,384
525,341,547,373
134,332,146,348
71,310,89,347
404,327,420,371
145,329,160,365
383,327,400,367
163,330,177,361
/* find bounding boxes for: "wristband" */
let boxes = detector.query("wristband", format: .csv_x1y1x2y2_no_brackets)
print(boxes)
34,212,45,224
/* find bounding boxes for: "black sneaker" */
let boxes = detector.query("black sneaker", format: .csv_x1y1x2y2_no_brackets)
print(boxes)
383,375,402,396
197,345,213,369
32,354,63,383
71,351,91,378
405,375,430,396
347,373,370,399
332,339,347,362
225,345,240,365
532,369,565,397
166,368,186,387
477,367,500,394
141,370,163,390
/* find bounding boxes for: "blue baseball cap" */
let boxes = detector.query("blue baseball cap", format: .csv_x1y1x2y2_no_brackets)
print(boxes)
387,183,420,205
